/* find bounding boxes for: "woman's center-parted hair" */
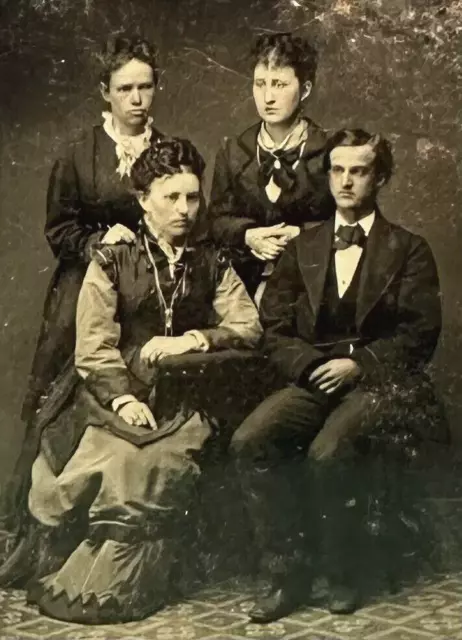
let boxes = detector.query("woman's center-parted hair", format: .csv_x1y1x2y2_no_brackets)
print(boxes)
251,32,318,85
131,138,206,196
323,129,394,186
97,35,159,88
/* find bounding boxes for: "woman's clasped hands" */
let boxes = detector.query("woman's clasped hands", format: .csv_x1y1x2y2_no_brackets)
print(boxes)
245,223,300,261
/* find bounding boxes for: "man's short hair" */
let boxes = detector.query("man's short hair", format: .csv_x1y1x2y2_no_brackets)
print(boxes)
323,129,394,185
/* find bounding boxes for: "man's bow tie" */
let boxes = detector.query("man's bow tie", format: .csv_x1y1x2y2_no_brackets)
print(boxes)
334,224,366,250
258,147,300,192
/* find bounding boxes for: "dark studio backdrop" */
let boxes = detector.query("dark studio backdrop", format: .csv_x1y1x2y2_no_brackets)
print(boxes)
0,0,461,495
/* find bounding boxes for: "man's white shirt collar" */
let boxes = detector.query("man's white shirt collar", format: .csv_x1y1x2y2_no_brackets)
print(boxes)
334,210,376,237
333,211,376,299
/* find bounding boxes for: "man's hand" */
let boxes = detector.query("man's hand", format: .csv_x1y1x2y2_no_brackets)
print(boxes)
102,223,136,245
140,334,198,365
245,224,291,261
309,358,361,395
118,401,157,429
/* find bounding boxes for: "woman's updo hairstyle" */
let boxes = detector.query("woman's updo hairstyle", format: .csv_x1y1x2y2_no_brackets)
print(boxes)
251,32,318,86
98,35,159,88
131,138,206,196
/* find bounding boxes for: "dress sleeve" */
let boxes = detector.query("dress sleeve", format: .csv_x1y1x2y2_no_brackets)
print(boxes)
194,263,263,350
45,144,105,263
75,257,133,406
209,139,259,247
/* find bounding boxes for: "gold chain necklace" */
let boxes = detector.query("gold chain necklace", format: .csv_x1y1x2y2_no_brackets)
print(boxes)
143,235,187,336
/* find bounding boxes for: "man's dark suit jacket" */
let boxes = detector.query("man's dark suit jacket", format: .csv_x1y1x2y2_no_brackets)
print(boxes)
259,213,450,444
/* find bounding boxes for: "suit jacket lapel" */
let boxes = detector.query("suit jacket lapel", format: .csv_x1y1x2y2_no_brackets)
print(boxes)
298,218,334,320
356,214,405,328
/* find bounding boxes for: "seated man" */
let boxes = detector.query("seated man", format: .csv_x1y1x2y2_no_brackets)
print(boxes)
230,129,449,622
1,137,262,623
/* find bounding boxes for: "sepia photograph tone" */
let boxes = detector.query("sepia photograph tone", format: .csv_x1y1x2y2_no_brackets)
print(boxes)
0,0,461,637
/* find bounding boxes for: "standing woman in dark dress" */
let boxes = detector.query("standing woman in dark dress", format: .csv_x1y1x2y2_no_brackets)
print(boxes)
209,33,334,301
22,35,163,423
2,36,163,535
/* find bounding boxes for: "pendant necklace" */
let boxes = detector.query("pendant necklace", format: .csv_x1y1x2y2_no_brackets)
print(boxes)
144,235,187,336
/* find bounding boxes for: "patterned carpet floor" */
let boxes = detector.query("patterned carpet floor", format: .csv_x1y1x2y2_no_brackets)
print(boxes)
1,466,461,639
2,572,462,640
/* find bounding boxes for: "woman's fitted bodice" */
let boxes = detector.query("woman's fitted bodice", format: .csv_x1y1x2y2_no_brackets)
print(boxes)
45,125,164,261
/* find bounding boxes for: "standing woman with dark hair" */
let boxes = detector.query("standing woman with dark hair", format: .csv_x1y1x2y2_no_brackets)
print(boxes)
2,36,163,540
21,35,163,424
210,32,334,300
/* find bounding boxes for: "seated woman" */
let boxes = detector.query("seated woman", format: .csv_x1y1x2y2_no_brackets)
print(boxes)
2,138,262,624
209,32,334,301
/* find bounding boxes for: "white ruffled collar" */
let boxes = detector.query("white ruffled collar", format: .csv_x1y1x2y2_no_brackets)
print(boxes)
102,111,153,178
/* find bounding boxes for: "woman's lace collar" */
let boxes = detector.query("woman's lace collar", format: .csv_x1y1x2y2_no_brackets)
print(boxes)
102,111,153,178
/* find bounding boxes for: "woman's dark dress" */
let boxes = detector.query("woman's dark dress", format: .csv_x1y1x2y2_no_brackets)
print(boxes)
209,118,334,296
